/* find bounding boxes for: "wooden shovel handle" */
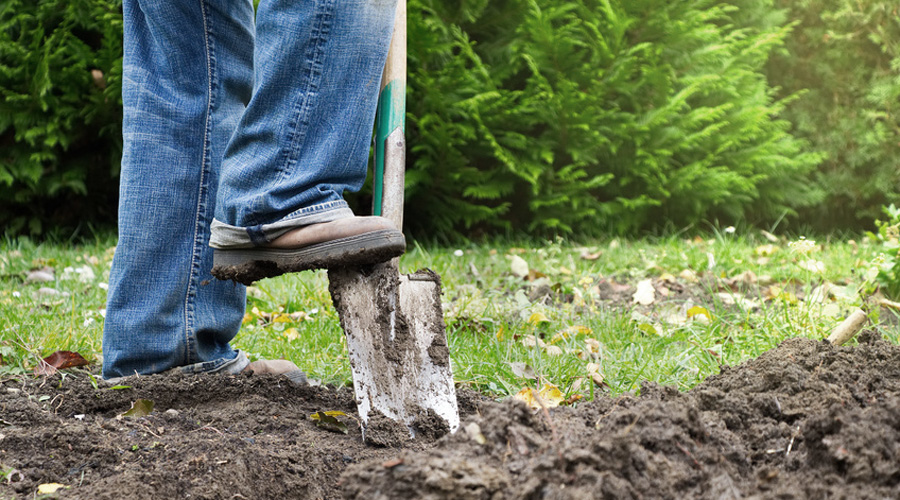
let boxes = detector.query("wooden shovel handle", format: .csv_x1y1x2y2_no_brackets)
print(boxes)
373,0,406,230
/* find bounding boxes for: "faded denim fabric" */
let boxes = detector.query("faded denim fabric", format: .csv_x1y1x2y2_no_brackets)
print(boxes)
103,0,396,378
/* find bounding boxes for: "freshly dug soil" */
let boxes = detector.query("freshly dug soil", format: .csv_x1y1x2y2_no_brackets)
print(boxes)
3,332,900,499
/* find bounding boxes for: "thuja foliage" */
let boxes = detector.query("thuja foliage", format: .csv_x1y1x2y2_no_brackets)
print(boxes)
1,0,823,236
403,0,823,236
768,0,900,229
0,0,123,234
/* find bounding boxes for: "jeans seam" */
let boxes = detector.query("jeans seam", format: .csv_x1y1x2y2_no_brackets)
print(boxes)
272,0,335,196
185,0,217,366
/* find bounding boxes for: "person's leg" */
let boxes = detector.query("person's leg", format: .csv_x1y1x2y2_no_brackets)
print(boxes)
209,0,402,283
103,0,255,378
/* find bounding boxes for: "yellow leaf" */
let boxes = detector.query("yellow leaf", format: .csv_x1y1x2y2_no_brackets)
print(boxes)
538,384,564,408
513,384,564,409
558,266,572,275
686,306,712,320
584,338,601,353
309,410,348,420
550,325,593,344
37,483,68,494
658,272,676,283
496,326,505,341
272,313,292,323
528,312,550,325
514,387,537,408
578,276,593,287
242,313,253,324
284,328,300,341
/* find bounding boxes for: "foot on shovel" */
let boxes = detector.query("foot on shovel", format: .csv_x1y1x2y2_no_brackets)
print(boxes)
211,216,406,285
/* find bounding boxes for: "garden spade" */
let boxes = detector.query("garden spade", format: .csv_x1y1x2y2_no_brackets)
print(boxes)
327,0,460,436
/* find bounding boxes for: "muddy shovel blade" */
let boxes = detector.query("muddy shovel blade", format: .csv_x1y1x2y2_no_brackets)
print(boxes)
329,264,460,434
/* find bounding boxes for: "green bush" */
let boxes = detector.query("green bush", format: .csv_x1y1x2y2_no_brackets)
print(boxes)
2,0,823,237
768,0,900,229
404,0,823,236
0,0,123,234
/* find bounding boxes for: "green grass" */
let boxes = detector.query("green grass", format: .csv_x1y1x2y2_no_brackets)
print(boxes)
3,230,898,402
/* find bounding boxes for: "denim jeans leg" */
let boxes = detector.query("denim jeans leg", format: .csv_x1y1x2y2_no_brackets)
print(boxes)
210,0,398,248
103,0,255,378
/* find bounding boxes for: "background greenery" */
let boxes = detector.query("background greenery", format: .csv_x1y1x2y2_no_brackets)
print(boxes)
767,0,900,229
1,0,897,237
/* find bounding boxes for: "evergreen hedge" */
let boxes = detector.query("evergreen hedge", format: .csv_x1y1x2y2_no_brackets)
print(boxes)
404,0,822,236
0,0,123,234
768,0,900,228
1,0,837,236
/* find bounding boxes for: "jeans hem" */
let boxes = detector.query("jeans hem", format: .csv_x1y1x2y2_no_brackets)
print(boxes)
209,201,354,248
174,349,250,375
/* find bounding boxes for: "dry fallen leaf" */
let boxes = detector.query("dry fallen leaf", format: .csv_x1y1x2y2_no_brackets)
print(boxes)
121,399,154,418
580,250,603,261
510,255,529,278
528,312,550,326
34,351,90,376
687,305,713,323
679,269,700,283
658,272,676,283
632,279,656,305
544,345,563,356
510,362,537,380
37,483,68,494
310,411,349,434
728,270,758,286
283,328,300,341
514,384,565,410
798,259,826,273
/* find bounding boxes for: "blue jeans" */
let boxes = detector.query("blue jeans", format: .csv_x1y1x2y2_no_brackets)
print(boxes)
102,0,397,378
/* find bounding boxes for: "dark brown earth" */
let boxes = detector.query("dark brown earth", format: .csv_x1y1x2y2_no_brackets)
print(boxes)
3,332,900,499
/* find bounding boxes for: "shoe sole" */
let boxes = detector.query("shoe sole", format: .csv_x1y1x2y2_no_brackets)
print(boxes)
211,229,406,285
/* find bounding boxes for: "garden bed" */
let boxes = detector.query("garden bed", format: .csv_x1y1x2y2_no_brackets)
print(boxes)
3,332,900,499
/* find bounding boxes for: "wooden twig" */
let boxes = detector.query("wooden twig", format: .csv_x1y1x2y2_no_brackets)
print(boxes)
826,309,868,345
877,297,900,311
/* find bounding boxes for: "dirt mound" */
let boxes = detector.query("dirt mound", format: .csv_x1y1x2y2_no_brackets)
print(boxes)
343,332,900,499
3,333,900,499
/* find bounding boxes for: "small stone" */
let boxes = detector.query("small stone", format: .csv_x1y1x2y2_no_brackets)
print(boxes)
26,270,55,283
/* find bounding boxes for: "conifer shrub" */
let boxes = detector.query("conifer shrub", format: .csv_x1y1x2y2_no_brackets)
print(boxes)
403,0,822,236
768,0,900,229
0,0,123,234
1,0,823,236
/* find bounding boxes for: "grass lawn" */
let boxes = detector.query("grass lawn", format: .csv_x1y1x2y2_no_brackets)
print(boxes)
3,229,899,402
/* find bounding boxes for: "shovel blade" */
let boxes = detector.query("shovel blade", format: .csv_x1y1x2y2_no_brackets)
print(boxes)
328,263,459,434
